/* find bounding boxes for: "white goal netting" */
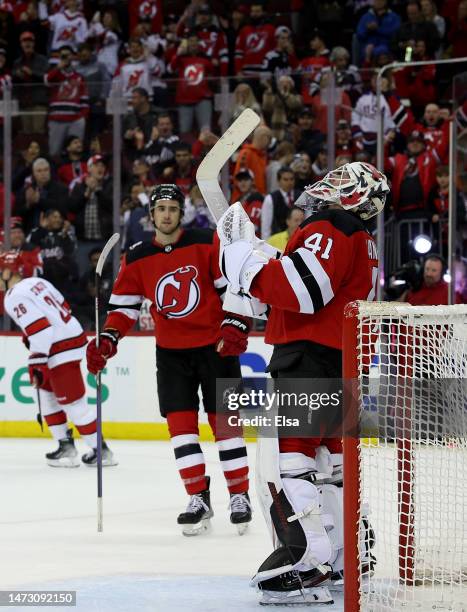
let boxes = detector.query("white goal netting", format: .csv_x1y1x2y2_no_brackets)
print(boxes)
352,303,467,612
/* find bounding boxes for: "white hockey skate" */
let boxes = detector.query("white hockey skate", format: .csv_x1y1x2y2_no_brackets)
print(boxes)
46,429,80,468
177,476,213,536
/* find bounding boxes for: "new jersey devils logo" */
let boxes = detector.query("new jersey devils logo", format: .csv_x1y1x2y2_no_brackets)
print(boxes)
184,64,204,86
246,32,266,53
156,266,200,318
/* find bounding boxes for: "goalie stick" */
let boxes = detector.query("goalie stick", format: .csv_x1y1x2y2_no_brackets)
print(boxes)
94,232,120,532
196,108,261,221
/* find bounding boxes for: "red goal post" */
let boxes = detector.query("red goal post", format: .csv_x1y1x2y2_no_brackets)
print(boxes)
342,301,467,611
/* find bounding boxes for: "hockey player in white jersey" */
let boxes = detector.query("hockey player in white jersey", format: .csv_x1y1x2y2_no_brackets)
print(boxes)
4,277,117,468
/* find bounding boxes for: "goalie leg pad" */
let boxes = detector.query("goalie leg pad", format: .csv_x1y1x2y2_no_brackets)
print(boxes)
252,476,333,586
315,446,343,485
320,484,344,572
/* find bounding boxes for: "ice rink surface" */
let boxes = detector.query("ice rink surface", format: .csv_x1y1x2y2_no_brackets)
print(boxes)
0,439,344,612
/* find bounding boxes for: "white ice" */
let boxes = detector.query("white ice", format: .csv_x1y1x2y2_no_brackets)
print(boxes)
0,439,344,611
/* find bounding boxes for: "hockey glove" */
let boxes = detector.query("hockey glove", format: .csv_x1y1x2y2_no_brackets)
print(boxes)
28,353,50,388
216,316,250,357
86,330,119,375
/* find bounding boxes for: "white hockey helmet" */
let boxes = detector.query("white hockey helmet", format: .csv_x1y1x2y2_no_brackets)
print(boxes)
295,162,389,220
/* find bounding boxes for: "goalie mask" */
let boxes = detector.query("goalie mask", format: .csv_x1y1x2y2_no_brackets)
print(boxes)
295,162,389,220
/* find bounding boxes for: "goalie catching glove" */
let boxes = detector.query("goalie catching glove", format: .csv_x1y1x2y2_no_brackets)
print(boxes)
28,353,50,389
217,202,276,296
86,330,119,375
216,315,250,356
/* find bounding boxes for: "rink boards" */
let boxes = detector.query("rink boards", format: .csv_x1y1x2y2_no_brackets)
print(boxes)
0,333,273,440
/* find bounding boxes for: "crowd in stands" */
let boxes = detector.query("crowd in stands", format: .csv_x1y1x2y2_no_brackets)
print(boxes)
0,0,466,328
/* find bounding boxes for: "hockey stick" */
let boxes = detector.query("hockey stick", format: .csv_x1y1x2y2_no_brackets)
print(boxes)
196,108,261,222
36,389,43,432
94,232,120,533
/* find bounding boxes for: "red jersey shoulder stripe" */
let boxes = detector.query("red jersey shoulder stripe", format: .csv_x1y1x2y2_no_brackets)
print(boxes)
26,317,51,337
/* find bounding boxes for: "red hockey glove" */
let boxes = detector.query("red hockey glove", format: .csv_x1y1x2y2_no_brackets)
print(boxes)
86,331,119,375
216,316,250,357
28,353,50,388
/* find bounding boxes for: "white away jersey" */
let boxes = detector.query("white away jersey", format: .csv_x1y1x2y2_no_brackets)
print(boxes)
49,10,88,52
4,278,86,368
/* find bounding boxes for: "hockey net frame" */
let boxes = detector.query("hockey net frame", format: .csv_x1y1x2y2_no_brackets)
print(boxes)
342,301,467,611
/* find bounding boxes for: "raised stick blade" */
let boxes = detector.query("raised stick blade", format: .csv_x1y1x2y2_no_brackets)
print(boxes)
96,233,120,276
196,109,261,221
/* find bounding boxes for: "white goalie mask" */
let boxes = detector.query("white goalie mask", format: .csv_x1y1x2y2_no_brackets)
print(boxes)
295,162,390,220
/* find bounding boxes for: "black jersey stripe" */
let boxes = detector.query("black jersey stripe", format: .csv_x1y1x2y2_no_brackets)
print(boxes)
288,251,325,312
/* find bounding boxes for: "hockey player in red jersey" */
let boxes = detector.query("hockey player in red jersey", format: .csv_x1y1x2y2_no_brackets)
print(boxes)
217,162,389,604
86,184,252,536
4,277,117,468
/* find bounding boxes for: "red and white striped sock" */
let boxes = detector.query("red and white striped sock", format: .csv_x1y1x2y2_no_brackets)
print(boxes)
208,413,249,494
167,411,207,495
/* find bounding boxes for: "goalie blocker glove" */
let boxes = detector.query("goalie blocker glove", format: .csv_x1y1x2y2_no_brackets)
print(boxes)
216,315,250,356
86,330,119,375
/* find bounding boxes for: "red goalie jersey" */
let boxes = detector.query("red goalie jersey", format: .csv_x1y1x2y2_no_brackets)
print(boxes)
250,209,378,350
105,229,227,349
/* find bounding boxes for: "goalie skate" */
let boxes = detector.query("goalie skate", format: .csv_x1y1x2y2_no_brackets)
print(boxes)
46,429,80,468
178,477,213,536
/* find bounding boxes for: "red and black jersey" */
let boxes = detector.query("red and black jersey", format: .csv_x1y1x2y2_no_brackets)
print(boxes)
169,54,213,105
241,191,264,235
45,68,89,122
105,229,228,349
250,209,378,350
234,23,276,75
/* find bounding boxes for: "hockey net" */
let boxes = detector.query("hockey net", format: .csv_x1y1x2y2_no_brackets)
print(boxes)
343,302,467,611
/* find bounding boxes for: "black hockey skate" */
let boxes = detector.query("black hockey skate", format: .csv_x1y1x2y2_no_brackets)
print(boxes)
46,429,80,468
82,440,118,467
229,492,252,535
177,476,213,536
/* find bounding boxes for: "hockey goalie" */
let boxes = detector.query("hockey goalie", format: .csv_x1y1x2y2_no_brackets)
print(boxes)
217,161,389,605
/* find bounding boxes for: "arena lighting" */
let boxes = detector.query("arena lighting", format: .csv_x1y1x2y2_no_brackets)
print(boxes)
413,234,432,254
443,272,451,283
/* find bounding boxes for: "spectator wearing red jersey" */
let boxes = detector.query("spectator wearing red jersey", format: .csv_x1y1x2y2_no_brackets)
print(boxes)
414,103,446,158
189,5,229,76
393,39,436,119
45,45,89,159
128,0,163,37
232,125,272,200
402,256,450,306
309,71,352,135
298,30,331,106
233,169,264,236
159,142,197,197
385,129,439,220
169,33,214,135
57,136,87,189
234,1,275,77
